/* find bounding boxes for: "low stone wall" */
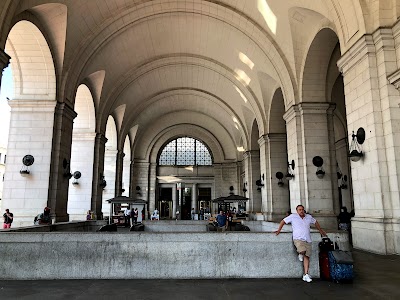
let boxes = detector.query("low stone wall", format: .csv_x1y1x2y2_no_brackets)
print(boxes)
0,232,322,280
143,220,208,232
0,220,107,233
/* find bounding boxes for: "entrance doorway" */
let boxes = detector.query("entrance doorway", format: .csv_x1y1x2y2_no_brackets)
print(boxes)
158,187,172,219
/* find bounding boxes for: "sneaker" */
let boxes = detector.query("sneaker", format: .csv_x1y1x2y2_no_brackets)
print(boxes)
302,274,312,283
298,253,304,262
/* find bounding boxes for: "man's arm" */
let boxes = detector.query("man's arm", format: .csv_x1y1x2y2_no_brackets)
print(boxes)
314,220,327,236
274,219,286,235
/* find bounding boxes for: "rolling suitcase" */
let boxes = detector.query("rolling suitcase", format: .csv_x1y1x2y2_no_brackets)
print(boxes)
319,237,334,280
328,249,354,282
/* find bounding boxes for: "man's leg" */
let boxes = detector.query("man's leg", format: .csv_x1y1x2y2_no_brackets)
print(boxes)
303,255,310,275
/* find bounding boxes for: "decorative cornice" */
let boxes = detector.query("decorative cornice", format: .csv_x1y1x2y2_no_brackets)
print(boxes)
388,69,400,90
337,35,376,75
95,133,108,145
55,101,77,121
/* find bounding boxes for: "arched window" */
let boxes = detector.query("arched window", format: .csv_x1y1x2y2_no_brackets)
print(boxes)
159,137,212,166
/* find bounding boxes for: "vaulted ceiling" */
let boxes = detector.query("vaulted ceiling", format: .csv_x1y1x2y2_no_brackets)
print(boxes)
0,0,373,161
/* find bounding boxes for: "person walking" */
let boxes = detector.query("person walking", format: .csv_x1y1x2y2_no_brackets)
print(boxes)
275,204,327,283
35,207,52,225
3,209,13,229
132,208,139,224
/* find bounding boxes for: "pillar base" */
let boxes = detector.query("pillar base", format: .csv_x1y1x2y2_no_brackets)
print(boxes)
352,217,400,255
266,212,287,222
53,213,69,223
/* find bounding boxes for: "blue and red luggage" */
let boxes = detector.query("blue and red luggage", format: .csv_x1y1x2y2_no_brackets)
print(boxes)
328,250,354,282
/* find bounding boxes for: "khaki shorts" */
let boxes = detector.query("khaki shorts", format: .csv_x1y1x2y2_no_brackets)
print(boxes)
293,240,312,257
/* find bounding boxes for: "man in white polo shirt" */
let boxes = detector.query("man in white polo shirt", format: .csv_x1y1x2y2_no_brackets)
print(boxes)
275,204,326,283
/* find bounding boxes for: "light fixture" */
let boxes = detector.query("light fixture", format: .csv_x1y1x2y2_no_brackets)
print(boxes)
285,160,295,180
349,128,365,162
312,156,325,179
72,171,81,185
276,172,284,187
20,155,34,175
136,185,141,197
99,173,107,189
242,182,247,193
256,174,264,191
229,186,234,195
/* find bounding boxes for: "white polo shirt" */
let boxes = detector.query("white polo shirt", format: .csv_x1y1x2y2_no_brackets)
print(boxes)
283,213,316,243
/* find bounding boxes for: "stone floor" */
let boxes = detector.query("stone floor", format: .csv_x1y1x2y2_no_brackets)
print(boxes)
0,249,398,300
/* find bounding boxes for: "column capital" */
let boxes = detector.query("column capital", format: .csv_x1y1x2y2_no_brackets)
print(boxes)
117,150,125,158
55,101,77,121
0,48,10,71
95,133,108,145
337,35,375,75
283,103,335,122
242,150,259,160
388,69,400,90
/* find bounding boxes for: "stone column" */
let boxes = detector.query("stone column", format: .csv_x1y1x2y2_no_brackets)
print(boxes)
283,103,338,229
2,99,57,226
47,102,77,223
338,27,400,254
243,151,261,217
132,160,150,207
115,150,125,197
172,183,177,218
91,133,107,220
68,131,96,221
0,48,10,91
261,133,290,221
149,163,157,213
129,160,134,197
191,183,197,213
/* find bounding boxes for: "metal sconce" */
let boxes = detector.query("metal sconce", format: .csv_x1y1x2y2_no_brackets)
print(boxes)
285,160,295,180
256,174,264,191
99,173,107,189
312,156,325,179
136,185,141,197
349,128,365,162
276,172,284,187
72,171,81,185
229,186,234,195
242,182,247,193
20,155,34,175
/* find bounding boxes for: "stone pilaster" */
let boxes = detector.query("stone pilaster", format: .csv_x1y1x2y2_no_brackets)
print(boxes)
115,150,125,196
91,133,107,219
102,149,117,215
191,183,197,212
338,30,400,254
149,163,157,212
2,99,56,226
47,102,77,223
122,156,130,196
283,103,338,229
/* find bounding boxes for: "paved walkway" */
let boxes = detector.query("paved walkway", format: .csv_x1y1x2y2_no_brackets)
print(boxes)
0,249,398,300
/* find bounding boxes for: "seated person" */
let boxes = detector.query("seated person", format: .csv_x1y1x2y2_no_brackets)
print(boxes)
152,209,159,220
338,206,352,231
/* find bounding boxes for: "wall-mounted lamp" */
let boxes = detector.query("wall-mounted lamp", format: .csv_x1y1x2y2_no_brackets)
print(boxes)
229,186,234,195
20,155,34,175
276,172,284,187
286,160,295,180
72,171,81,185
256,174,264,191
242,182,247,193
99,173,107,189
136,185,141,197
312,156,325,179
349,127,365,162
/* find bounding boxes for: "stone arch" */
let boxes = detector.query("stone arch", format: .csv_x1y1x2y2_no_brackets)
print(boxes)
102,115,118,215
122,135,131,197
68,84,96,220
301,28,339,103
5,20,56,100
268,88,286,134
250,120,260,150
148,125,226,165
